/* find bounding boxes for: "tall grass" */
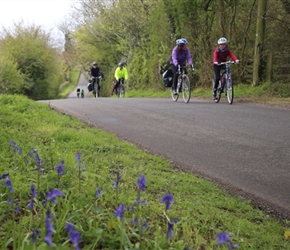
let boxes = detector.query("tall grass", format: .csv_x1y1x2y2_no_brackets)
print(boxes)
1,94,290,249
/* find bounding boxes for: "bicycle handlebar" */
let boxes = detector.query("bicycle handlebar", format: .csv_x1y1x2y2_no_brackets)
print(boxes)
217,60,236,66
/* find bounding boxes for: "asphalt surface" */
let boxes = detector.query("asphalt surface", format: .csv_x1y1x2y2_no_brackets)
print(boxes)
40,75,290,221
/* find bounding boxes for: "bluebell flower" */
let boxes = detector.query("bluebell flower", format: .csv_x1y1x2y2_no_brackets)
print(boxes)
113,171,121,188
137,175,147,191
32,229,40,243
65,222,81,250
8,197,13,204
46,189,63,204
217,232,238,249
5,176,14,193
31,184,37,198
42,199,47,207
0,173,9,181
76,153,81,162
160,193,174,210
115,204,126,218
44,216,54,246
55,160,64,177
132,217,138,224
142,221,149,232
27,200,34,209
9,141,22,155
46,209,56,220
96,187,102,197
167,219,178,239
15,205,19,213
136,197,140,204
130,205,135,212
142,199,146,206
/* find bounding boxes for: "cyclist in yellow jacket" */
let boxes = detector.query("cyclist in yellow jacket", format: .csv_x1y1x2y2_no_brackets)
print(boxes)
111,62,128,95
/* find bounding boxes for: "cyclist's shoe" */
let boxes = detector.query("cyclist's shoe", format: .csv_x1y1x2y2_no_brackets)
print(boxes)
212,92,217,100
172,89,178,95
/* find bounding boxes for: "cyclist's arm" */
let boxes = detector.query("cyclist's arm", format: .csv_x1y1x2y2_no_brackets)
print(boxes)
213,48,219,64
186,49,193,66
171,47,178,66
114,68,120,80
124,68,128,80
228,49,238,61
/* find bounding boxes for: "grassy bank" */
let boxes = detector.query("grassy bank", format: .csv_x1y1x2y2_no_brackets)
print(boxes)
1,94,290,249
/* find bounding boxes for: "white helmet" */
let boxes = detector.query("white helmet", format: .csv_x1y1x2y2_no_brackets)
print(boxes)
218,37,227,44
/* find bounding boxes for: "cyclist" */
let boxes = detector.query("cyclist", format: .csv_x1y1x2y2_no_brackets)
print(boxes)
76,88,80,97
80,89,84,98
170,38,194,95
89,62,102,94
212,37,239,100
111,62,128,95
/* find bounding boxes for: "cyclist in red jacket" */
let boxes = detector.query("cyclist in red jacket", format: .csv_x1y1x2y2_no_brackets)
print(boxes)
212,37,239,100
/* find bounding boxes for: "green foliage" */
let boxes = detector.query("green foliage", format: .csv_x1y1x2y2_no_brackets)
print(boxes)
0,24,65,100
0,52,27,94
1,94,290,249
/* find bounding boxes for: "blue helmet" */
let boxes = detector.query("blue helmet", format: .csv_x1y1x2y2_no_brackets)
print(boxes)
176,38,187,46
118,62,124,67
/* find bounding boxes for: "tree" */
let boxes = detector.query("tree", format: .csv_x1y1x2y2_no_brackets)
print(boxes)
252,0,268,86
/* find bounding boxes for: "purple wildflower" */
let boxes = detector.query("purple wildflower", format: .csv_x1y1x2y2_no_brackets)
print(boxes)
8,197,13,204
160,193,174,210
66,223,81,250
5,176,14,193
32,229,41,243
167,219,178,239
27,200,34,209
44,216,54,246
55,160,64,177
31,184,37,198
136,197,140,204
113,171,121,188
0,173,9,180
142,199,146,206
15,205,19,213
115,204,126,218
9,141,22,155
46,189,63,204
217,232,239,249
130,205,135,212
133,217,138,224
96,187,102,197
137,175,147,191
76,153,81,162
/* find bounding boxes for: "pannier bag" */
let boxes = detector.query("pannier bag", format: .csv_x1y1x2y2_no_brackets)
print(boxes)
162,69,174,87
87,82,93,92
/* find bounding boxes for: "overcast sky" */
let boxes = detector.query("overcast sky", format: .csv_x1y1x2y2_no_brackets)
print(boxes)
0,0,74,38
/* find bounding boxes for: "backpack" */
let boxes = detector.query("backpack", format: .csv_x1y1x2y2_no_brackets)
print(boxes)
87,82,93,92
162,69,174,87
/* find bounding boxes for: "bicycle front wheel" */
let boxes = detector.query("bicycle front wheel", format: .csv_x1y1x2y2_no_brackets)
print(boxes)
182,75,191,103
120,85,125,98
93,84,99,98
226,78,234,104
171,87,179,102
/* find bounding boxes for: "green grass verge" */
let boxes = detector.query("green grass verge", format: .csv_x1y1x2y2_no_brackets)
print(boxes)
58,70,81,98
125,82,290,104
1,94,290,249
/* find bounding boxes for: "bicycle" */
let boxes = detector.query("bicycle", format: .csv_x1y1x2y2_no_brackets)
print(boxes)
116,78,125,98
92,76,102,98
212,60,236,104
171,65,192,103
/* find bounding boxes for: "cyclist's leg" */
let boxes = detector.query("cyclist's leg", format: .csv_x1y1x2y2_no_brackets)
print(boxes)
170,64,178,94
213,65,221,99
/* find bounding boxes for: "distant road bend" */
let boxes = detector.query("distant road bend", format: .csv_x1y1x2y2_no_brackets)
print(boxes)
40,91,290,221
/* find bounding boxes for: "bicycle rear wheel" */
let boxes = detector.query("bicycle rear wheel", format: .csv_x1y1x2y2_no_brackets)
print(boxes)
226,77,234,104
182,75,191,103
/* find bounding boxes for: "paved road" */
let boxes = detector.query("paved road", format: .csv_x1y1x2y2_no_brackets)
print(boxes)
67,73,90,98
40,79,290,220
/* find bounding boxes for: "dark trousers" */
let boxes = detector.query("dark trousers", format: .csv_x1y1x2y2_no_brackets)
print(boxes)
213,65,225,91
170,64,178,90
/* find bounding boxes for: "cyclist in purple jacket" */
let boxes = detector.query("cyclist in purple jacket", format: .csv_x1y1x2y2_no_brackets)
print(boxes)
170,38,194,95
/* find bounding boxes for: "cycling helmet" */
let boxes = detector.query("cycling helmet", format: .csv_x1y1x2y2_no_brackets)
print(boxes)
176,38,188,46
217,37,227,44
118,62,124,67
92,62,97,66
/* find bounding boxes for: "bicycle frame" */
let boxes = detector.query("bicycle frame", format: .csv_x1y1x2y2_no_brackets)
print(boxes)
171,65,192,103
214,60,235,104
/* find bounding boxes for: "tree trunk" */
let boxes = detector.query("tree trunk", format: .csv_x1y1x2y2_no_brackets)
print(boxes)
252,0,268,86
